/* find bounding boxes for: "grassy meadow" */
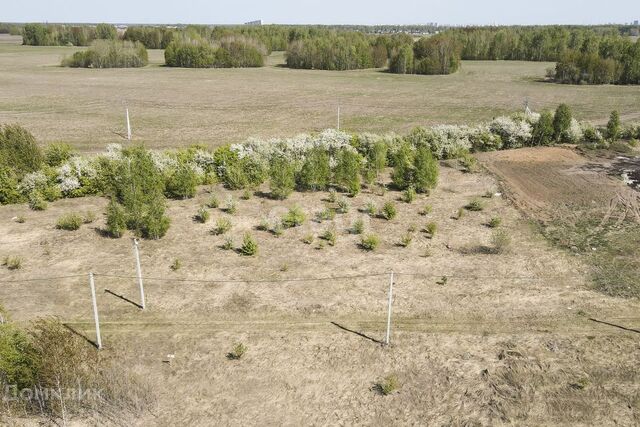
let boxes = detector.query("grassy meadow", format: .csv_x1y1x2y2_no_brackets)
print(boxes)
1,34,640,152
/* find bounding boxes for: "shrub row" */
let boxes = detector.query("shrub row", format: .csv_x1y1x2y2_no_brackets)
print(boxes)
1,108,637,216
164,36,266,68
62,40,148,68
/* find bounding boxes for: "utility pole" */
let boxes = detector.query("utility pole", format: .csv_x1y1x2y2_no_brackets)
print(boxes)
133,239,146,309
125,107,131,141
88,272,102,350
385,271,394,346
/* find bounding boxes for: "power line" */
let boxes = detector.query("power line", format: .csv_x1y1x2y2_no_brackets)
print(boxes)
92,272,388,284
0,274,86,284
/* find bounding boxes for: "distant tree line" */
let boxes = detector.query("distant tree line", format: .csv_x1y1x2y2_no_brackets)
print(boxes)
0,23,22,35
286,32,386,70
22,23,117,46
445,25,640,85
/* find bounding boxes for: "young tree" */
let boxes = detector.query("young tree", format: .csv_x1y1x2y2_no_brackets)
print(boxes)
553,104,572,142
165,162,198,199
104,146,171,239
95,23,117,40
297,147,330,191
413,146,439,192
391,142,415,190
333,148,362,196
606,110,621,142
389,44,414,74
269,155,296,200
532,111,555,146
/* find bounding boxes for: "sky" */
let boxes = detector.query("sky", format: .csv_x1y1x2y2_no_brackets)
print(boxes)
2,0,639,26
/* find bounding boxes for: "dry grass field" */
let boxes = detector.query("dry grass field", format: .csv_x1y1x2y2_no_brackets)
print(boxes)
2,33,640,425
1,152,639,425
1,34,640,152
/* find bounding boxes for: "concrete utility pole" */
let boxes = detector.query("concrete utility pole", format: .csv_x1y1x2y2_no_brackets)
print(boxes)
133,239,146,309
125,108,131,141
88,272,102,350
385,271,394,346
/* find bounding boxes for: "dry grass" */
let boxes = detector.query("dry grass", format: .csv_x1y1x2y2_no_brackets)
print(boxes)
2,35,640,152
1,162,639,424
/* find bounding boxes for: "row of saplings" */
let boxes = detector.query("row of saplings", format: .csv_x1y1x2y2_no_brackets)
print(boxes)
103,142,439,241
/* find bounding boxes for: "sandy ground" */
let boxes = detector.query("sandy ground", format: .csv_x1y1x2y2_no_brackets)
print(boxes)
1,157,639,425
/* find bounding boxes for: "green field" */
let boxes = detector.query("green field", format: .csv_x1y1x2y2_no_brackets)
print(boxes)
1,34,639,152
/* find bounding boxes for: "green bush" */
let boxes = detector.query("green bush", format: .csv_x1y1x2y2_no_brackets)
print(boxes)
170,259,182,271
315,207,336,222
297,147,330,191
165,37,265,68
553,104,572,143
2,255,23,270
0,124,43,179
286,32,377,71
402,186,416,203
320,226,337,246
424,221,437,238
221,237,234,250
28,192,47,211
282,206,306,228
106,199,127,238
465,199,485,212
419,204,432,216
391,142,414,190
269,155,296,200
380,201,397,220
336,197,350,213
165,163,198,199
82,210,96,224
62,40,148,68
239,233,258,256
488,217,502,228
413,146,439,192
399,233,413,247
206,194,219,208
363,200,377,216
227,343,247,360
377,374,400,395
212,217,232,235
0,168,22,205
194,206,210,223
104,146,170,239
532,111,555,146
351,218,365,234
55,213,83,231
360,234,380,251
225,196,237,214
334,149,362,196
44,143,75,167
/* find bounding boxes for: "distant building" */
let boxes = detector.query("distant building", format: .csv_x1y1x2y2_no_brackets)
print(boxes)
634,20,639,25
244,20,263,26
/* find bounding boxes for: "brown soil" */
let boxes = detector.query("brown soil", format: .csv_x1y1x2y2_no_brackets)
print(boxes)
478,146,625,218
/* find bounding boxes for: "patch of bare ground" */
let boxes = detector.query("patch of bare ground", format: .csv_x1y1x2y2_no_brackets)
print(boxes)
1,164,639,424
